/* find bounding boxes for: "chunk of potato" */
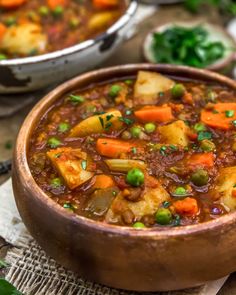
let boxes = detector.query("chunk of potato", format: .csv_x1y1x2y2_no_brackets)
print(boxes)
215,166,236,210
69,110,123,137
88,12,117,30
105,183,170,224
47,147,94,190
1,23,47,56
134,71,174,105
158,120,190,147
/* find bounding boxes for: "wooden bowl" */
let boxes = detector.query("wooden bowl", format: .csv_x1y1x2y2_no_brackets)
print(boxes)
12,64,236,292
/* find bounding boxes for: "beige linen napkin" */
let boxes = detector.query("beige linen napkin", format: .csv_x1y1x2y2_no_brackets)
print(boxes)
0,179,228,295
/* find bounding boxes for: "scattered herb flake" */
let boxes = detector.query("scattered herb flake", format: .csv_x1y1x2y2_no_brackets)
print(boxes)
50,178,62,188
58,122,70,133
69,94,85,104
105,122,112,131
99,117,104,128
124,80,133,85
232,120,236,127
225,110,235,118
197,131,212,141
163,201,170,208
0,278,23,295
131,147,137,154
47,137,62,148
125,109,133,116
160,146,167,156
106,114,114,121
119,116,134,125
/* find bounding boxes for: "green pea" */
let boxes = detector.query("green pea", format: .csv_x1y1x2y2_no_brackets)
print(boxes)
5,17,16,27
174,187,186,196
0,54,7,61
109,85,122,98
155,208,172,225
171,84,186,99
191,169,209,186
47,137,61,148
144,123,156,133
133,222,146,229
39,6,49,16
52,5,64,17
50,177,62,188
58,122,70,133
126,168,144,187
200,139,215,152
194,122,206,132
130,126,141,138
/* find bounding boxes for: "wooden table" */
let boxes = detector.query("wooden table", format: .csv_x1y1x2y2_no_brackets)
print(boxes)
0,4,234,294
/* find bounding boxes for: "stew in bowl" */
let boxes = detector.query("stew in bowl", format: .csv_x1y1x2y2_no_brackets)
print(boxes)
28,69,236,228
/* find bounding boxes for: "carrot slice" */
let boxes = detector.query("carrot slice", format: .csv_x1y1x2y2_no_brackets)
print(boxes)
188,153,214,169
93,174,115,189
173,197,198,216
93,0,118,9
96,138,136,158
0,0,26,8
134,105,174,123
201,103,236,130
0,23,6,40
47,0,66,9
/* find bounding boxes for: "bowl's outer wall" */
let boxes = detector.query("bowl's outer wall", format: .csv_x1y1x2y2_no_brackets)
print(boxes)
12,64,236,291
0,1,137,94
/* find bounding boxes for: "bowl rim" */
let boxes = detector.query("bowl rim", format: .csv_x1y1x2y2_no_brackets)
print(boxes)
15,63,236,238
142,21,236,71
0,0,138,66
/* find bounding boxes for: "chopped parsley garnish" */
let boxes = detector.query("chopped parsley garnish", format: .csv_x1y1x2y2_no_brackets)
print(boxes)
81,160,87,170
47,137,62,148
173,214,181,226
163,201,171,208
99,117,104,128
197,131,212,141
232,120,236,127
170,144,178,151
225,110,235,118
58,122,70,133
69,94,85,104
125,109,133,116
131,147,137,154
159,91,164,97
112,191,117,196
119,116,134,125
106,114,114,121
105,122,112,131
194,122,206,132
63,202,76,211
174,187,186,196
50,178,62,188
160,146,167,156
124,80,133,85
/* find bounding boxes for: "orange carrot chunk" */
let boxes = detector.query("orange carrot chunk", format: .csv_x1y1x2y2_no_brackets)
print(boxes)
93,0,118,9
173,197,199,216
96,138,135,158
134,105,174,123
0,23,6,40
201,103,236,130
188,152,214,169
0,0,26,8
47,0,66,9
93,174,115,189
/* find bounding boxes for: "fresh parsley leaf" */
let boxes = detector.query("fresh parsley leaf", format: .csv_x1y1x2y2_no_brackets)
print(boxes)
119,116,134,125
0,279,23,295
198,131,212,141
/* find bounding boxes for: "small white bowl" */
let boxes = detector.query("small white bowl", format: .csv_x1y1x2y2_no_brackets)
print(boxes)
143,21,236,73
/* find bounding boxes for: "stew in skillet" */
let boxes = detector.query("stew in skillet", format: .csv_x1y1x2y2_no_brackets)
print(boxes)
0,0,126,59
28,71,236,228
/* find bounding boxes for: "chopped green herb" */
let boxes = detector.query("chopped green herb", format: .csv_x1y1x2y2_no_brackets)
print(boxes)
105,122,112,131
63,202,75,211
197,131,212,141
0,279,22,295
170,144,178,151
106,114,114,121
173,214,181,226
163,201,171,208
124,80,133,85
58,122,70,133
52,5,64,17
232,120,236,127
119,116,134,125
112,191,117,196
81,160,87,170
125,109,133,116
159,91,164,97
99,117,104,128
109,85,122,98
54,153,61,158
212,109,219,114
69,94,85,104
160,146,167,156
131,147,137,154
47,137,61,148
225,110,235,118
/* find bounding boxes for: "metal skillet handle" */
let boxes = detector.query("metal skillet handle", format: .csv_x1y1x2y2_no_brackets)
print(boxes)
0,159,12,175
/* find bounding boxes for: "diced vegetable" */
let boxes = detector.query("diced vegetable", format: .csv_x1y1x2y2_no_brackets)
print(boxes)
96,138,136,158
201,103,236,130
200,139,215,151
126,168,145,187
134,71,174,105
190,169,209,186
0,23,6,40
134,105,174,123
104,159,146,172
1,23,47,56
215,166,236,210
105,183,170,224
47,0,67,9
155,208,172,225
93,174,115,189
133,222,146,228
47,147,94,189
173,197,198,216
88,12,115,30
93,0,118,9
0,0,26,8
158,120,190,147
188,153,214,169
69,110,123,137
